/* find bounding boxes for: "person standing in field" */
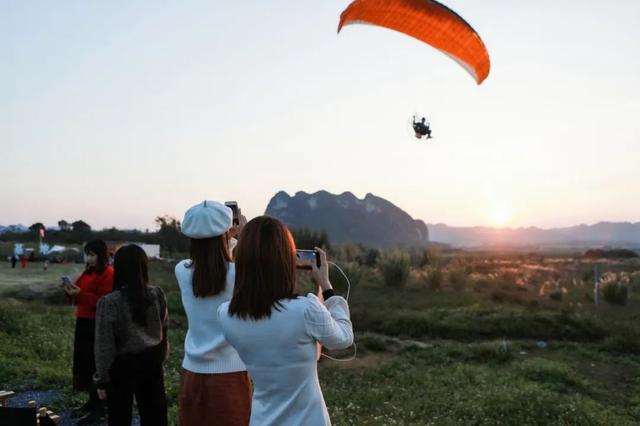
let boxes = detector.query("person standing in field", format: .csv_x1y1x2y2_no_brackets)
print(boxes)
94,244,169,426
218,216,353,426
62,239,114,425
175,200,251,426
20,254,27,269
10,254,17,268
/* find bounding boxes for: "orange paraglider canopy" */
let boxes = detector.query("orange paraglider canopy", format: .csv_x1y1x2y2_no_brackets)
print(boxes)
338,0,490,84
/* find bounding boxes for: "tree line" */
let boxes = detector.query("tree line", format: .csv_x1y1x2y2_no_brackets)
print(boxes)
2,218,331,258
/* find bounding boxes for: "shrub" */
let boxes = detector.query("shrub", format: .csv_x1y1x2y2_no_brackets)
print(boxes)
329,261,364,292
359,335,388,352
467,340,514,364
425,268,443,291
474,278,491,291
549,289,563,301
604,329,640,354
602,282,629,306
447,269,468,291
379,249,411,288
356,248,379,267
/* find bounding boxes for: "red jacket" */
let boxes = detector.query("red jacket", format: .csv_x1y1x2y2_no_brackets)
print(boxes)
73,266,114,319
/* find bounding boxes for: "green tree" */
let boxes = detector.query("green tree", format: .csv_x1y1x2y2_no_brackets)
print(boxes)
290,227,330,250
71,220,91,233
155,215,188,256
71,220,92,243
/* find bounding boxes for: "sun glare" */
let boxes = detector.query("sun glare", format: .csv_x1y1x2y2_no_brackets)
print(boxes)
489,205,511,227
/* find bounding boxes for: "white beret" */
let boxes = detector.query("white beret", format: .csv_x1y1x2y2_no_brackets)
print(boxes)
181,200,232,239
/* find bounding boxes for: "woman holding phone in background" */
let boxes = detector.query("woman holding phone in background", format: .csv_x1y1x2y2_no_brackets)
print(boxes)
218,216,353,426
175,200,251,426
61,239,113,425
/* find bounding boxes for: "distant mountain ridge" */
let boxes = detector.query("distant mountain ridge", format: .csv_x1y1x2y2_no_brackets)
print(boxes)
265,191,429,248
428,222,640,248
0,224,28,234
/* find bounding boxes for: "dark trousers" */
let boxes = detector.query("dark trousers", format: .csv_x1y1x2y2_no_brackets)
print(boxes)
107,346,167,426
73,318,97,392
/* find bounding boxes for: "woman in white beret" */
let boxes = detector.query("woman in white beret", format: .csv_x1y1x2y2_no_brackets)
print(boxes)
218,216,353,426
175,200,251,426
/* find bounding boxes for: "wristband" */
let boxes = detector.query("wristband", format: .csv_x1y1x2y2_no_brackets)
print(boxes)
322,289,335,300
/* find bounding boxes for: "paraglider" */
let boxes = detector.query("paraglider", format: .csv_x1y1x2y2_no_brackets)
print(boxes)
338,0,491,84
412,116,432,140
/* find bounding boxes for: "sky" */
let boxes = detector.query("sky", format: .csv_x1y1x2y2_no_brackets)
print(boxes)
1,0,639,231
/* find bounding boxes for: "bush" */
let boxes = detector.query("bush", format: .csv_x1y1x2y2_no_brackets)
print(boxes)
602,282,629,306
474,278,491,291
549,289,563,301
447,269,468,291
379,249,411,288
356,248,379,267
604,330,640,354
425,268,443,291
467,340,514,364
359,335,388,352
329,261,365,292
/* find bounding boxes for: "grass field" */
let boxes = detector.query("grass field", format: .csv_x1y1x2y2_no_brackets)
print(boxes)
1,251,639,425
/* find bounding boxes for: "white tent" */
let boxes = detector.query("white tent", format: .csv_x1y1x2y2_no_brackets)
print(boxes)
135,243,161,259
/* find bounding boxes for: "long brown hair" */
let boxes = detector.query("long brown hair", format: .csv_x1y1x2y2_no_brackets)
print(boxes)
113,244,151,326
228,216,298,320
189,236,231,297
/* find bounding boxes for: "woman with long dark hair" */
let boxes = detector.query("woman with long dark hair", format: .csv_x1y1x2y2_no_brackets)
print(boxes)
218,216,353,426
93,244,169,425
62,239,113,425
176,200,251,426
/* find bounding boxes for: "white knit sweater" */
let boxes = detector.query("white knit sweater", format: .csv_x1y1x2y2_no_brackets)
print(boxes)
175,260,246,374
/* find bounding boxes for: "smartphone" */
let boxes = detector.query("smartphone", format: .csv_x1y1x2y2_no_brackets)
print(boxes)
224,201,239,226
296,249,321,270
61,276,72,288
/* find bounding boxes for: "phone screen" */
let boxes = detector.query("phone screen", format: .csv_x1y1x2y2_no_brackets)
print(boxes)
296,250,320,270
225,201,239,225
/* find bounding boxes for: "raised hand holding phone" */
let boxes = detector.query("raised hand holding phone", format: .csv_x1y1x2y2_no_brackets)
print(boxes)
310,247,332,292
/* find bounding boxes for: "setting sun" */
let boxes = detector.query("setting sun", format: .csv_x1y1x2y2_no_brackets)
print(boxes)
489,205,511,227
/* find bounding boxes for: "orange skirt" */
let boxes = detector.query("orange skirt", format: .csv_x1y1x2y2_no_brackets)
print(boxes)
179,369,252,426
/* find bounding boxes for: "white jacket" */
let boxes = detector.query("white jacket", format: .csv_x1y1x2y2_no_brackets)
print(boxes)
218,294,353,426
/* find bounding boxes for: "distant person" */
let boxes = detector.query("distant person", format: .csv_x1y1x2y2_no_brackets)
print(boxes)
20,254,27,269
43,259,49,271
61,239,114,425
219,216,354,426
10,254,17,268
413,116,432,139
94,244,169,426
175,200,251,426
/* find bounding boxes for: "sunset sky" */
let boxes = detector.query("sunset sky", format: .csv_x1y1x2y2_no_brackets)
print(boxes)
2,1,639,230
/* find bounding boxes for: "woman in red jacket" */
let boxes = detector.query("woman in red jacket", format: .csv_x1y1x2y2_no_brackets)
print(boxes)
63,239,114,425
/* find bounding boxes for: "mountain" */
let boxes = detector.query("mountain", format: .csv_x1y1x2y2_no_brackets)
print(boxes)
0,224,28,234
428,222,640,248
265,191,429,248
